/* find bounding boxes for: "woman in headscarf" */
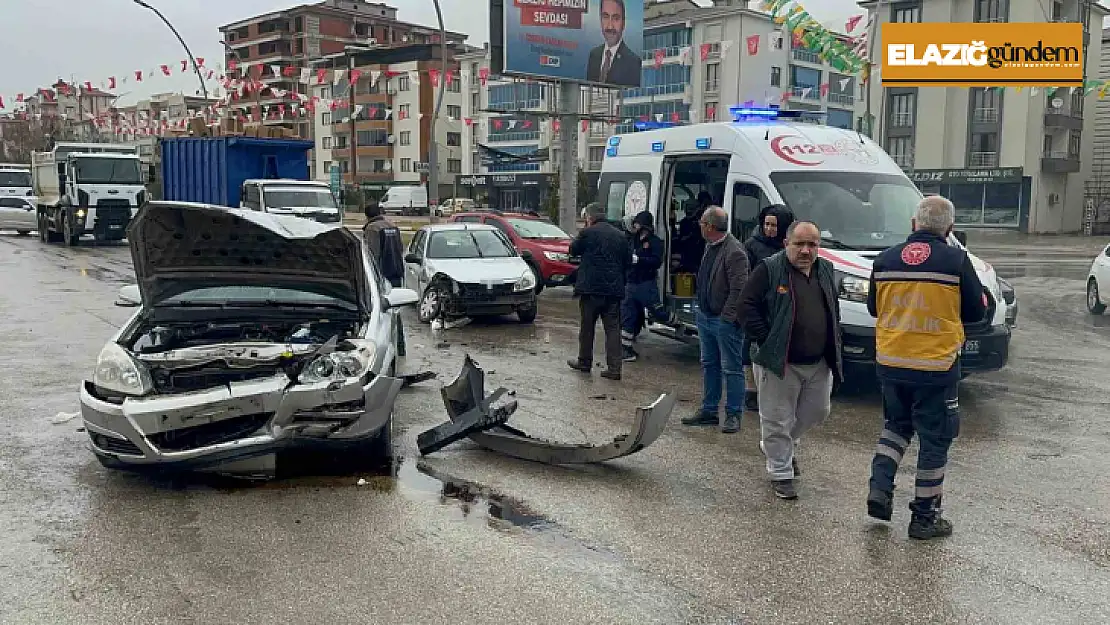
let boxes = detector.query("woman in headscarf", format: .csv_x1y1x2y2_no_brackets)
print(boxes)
741,204,794,412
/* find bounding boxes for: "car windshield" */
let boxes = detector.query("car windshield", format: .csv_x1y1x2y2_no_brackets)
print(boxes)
769,171,922,250
0,171,31,187
159,286,358,310
427,230,516,259
507,218,569,240
74,158,143,185
264,188,339,210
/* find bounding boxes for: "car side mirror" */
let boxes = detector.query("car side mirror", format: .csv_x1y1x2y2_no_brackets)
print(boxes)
953,230,967,246
385,287,420,309
519,249,533,259
404,252,422,264
115,284,141,307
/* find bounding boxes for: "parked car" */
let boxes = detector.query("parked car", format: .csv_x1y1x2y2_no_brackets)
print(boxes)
403,223,538,323
449,210,576,293
1088,240,1110,314
434,198,477,217
0,196,37,235
79,201,420,476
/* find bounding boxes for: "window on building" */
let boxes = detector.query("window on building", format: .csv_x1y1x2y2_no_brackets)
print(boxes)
322,112,332,125
374,159,387,173
399,75,410,91
339,160,350,173
294,39,304,54
258,42,279,56
1043,134,1053,155
447,159,462,173
399,104,411,118
704,101,718,121
471,93,481,112
294,16,303,31
826,108,853,129
357,129,388,146
970,87,1002,123
974,0,1007,22
336,135,348,149
886,136,915,168
323,160,332,173
770,66,782,87
1052,0,1063,20
1068,130,1082,156
400,131,411,146
588,146,605,166
968,132,1000,167
891,2,922,23
790,66,821,91
471,62,480,77
705,63,720,91
447,78,461,93
471,152,480,173
888,92,915,127
447,132,461,147
401,158,412,172
446,105,462,119
322,136,332,149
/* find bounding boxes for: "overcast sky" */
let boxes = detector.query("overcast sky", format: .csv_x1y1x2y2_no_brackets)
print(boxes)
0,0,861,106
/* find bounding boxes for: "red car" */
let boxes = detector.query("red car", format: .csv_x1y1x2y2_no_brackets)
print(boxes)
449,211,576,293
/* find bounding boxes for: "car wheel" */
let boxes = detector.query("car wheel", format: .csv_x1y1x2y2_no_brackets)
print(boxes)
1088,278,1106,315
37,214,46,242
418,284,445,323
527,262,545,294
517,301,538,323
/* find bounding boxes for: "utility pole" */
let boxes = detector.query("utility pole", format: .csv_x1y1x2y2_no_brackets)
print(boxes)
557,81,579,234
863,0,883,138
349,53,357,194
427,0,449,217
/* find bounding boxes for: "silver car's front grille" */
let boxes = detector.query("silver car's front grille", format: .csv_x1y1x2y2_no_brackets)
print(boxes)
147,412,274,452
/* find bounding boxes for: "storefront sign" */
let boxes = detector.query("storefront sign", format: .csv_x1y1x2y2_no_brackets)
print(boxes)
907,167,1023,185
457,173,554,188
458,175,488,186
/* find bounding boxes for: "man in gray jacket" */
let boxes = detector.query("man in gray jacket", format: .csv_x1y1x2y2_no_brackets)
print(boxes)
740,220,843,500
680,206,750,434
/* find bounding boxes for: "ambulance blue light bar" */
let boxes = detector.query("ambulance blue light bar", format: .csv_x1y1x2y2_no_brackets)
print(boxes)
651,141,665,152
695,138,712,150
730,106,780,121
606,146,619,157
608,136,621,147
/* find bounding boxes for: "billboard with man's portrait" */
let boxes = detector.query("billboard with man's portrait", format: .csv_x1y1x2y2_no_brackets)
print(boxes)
501,0,644,87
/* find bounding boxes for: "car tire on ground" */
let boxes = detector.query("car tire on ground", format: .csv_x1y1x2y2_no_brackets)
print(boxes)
418,283,446,323
517,302,538,323
1088,278,1106,315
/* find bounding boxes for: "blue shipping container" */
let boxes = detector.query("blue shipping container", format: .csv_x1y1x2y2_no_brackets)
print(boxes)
160,136,315,207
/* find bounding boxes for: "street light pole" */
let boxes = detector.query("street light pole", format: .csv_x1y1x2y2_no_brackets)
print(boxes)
427,0,448,216
131,0,208,101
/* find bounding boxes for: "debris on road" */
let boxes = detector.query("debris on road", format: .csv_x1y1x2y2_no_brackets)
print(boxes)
400,371,437,388
49,412,79,425
428,355,676,464
418,386,518,456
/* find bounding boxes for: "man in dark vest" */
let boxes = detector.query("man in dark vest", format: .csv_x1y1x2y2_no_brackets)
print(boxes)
865,195,986,540
740,220,843,501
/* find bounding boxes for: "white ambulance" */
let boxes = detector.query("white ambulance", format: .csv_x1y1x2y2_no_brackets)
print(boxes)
598,107,1011,380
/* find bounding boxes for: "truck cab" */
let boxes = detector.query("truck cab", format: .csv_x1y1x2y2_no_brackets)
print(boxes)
239,179,342,224
0,164,33,198
32,143,145,245
598,107,1011,381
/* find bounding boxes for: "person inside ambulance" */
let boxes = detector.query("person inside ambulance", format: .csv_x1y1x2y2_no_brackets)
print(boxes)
864,195,987,540
676,191,713,273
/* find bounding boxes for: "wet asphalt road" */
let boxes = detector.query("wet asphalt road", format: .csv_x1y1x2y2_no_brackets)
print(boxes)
1,232,1109,624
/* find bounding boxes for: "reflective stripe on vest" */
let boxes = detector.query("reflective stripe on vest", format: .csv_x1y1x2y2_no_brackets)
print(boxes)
874,274,965,373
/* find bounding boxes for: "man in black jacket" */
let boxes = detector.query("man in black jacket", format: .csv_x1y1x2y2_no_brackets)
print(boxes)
620,211,671,362
568,203,633,380
865,196,986,540
741,204,794,411
740,220,842,500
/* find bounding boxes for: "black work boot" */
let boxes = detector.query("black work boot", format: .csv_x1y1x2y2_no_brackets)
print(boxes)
745,391,759,413
681,410,718,426
622,346,638,362
566,359,591,373
772,479,798,500
867,488,893,521
908,496,953,540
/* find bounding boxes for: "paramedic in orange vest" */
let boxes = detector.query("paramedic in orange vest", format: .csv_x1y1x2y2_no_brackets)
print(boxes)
865,195,987,540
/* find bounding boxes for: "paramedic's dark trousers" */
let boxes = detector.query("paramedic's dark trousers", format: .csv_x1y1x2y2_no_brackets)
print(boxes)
870,380,960,516
620,280,670,347
578,295,622,372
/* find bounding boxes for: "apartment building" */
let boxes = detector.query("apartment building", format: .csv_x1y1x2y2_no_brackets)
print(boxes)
219,0,467,138
1089,27,1110,231
22,80,117,142
862,0,1108,233
310,43,465,201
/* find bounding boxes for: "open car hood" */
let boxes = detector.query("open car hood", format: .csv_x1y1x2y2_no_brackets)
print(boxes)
128,202,370,312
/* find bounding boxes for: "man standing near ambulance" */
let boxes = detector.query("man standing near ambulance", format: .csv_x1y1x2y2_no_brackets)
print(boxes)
865,196,987,540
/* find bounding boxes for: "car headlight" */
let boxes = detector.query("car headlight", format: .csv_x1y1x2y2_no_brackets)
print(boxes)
93,343,153,397
299,341,376,384
836,272,870,303
543,251,569,262
76,208,86,218
515,270,537,292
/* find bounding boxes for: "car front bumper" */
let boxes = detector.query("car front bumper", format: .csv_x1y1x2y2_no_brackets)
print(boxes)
841,323,1011,375
444,292,536,317
540,260,578,287
79,371,402,471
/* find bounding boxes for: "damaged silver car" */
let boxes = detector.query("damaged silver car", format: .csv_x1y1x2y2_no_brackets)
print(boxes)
80,201,420,476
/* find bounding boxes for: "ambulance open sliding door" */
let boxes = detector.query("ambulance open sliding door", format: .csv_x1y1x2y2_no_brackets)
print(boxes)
597,171,656,227
726,175,773,244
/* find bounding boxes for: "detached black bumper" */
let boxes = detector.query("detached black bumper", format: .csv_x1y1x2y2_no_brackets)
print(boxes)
841,323,1011,376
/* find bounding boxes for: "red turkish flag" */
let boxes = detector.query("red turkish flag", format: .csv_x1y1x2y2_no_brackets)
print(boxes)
493,119,503,130
161,65,171,76
317,68,327,84
84,81,93,91
464,118,473,126
278,104,286,117
581,119,588,132
445,71,454,87
58,83,71,96
747,34,760,56
429,69,440,87
108,77,116,89
181,60,188,72
553,119,561,132
196,57,205,68
16,93,24,103
521,120,532,129
479,67,490,86
135,70,144,82
0,96,4,110
228,58,238,72
820,83,830,96
350,69,362,84
671,112,681,123
707,105,716,120
654,49,664,69
283,66,297,77
700,43,711,61
846,14,864,32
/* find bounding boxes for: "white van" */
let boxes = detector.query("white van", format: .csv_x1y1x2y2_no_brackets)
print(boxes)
380,185,429,216
599,107,1012,380
0,164,33,198
240,179,342,224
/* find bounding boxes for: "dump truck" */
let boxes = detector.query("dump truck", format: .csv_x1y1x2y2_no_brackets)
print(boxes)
32,143,146,245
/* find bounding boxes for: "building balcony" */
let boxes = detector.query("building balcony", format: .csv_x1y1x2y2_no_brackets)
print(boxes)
486,131,541,143
587,160,604,171
1041,150,1080,174
789,86,821,102
641,45,686,63
355,145,392,156
891,153,915,169
969,151,999,168
621,83,688,100
890,112,914,128
972,107,1000,124
792,49,822,64
827,93,855,107
1044,106,1083,130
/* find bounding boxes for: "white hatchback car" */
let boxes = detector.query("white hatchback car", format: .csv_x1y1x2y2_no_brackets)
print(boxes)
0,196,37,235
1088,241,1110,315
